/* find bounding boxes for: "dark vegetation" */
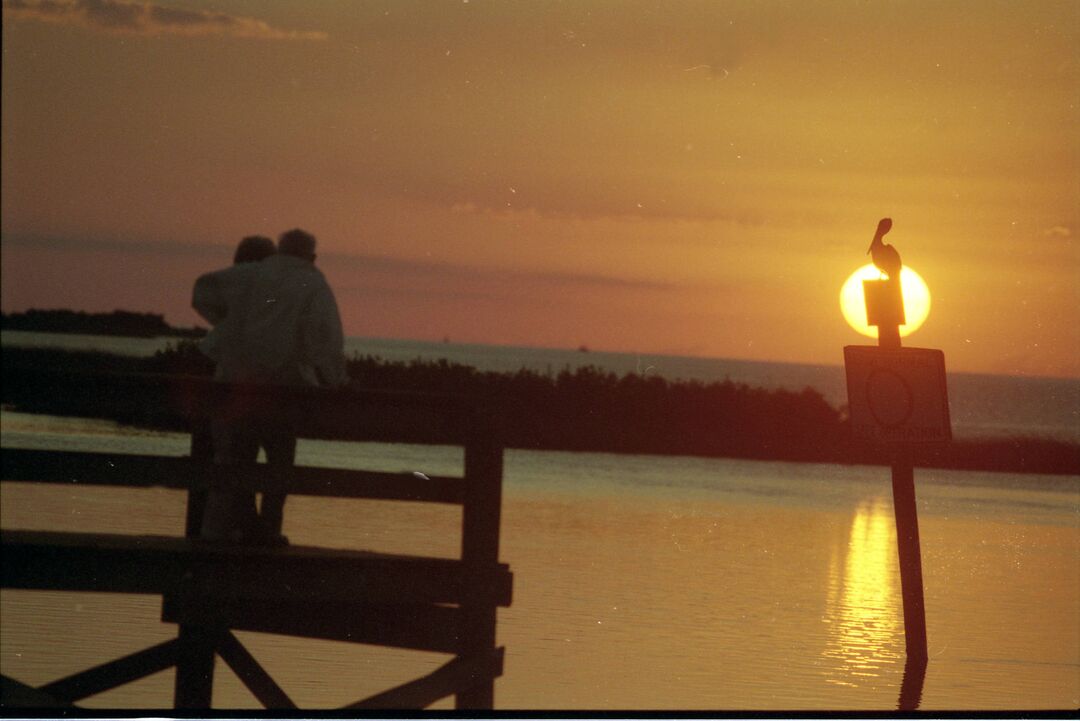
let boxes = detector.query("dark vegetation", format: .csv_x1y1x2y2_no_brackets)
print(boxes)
2,343,1078,476
1,309,205,338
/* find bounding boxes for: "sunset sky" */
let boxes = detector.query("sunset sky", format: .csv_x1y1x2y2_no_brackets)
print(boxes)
2,0,1077,377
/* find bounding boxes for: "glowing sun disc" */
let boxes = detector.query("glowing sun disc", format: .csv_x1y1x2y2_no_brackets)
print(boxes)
840,264,931,338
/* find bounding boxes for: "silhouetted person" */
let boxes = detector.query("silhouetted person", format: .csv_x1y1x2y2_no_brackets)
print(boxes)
193,229,348,544
192,235,276,542
233,234,276,264
195,236,275,364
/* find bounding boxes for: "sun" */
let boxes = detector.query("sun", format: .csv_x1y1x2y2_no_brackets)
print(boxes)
840,264,931,338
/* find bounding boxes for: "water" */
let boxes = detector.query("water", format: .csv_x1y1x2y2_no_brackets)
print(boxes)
1,411,1078,710
0,330,177,358
3,330,1078,441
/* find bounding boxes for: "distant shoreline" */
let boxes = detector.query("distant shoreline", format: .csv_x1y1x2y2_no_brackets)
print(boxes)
1,309,206,339
3,343,1077,477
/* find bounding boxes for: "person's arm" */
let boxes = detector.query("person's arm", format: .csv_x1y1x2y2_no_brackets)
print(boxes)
192,269,229,326
302,280,348,387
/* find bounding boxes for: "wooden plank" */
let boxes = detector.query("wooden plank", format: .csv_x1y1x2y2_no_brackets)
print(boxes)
162,597,464,653
285,466,465,504
39,639,180,703
216,632,296,710
344,647,504,710
2,531,512,606
1,449,466,504
2,449,193,490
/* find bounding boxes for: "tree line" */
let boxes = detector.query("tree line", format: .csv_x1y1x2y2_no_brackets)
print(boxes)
1,309,205,338
3,342,1077,476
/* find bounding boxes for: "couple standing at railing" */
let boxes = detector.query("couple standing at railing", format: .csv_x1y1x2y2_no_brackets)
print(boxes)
191,229,350,546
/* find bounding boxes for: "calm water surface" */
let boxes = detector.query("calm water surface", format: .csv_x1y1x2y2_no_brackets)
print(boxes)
1,411,1077,710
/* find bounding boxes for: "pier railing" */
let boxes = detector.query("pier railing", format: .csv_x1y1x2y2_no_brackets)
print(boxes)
0,370,512,710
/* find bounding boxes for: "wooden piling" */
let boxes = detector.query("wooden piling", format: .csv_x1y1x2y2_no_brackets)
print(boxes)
877,277,929,662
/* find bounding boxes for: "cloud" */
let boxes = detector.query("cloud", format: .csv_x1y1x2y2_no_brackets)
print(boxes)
1,233,678,293
2,0,327,40
1042,225,1072,239
328,252,679,294
1,232,232,257
446,194,769,225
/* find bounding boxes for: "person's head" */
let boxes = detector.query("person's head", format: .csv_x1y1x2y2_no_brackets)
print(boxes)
278,228,317,262
233,235,275,264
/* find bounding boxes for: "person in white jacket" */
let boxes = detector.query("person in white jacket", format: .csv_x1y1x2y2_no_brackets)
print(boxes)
194,235,275,364
193,228,348,544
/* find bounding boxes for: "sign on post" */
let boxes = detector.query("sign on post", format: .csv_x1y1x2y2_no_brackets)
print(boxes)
863,278,905,327
844,346,951,442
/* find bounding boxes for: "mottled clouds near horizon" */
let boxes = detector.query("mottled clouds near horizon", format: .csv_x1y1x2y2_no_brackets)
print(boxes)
2,0,326,40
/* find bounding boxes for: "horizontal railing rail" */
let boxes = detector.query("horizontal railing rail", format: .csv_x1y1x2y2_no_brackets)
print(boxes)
2,449,467,504
2,530,514,606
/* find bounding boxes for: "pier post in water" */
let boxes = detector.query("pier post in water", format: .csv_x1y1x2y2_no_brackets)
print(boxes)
865,274,929,662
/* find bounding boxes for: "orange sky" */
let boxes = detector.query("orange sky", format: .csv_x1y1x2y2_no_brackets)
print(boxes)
2,0,1077,377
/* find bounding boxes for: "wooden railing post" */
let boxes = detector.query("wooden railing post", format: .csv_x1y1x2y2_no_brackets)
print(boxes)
176,417,216,708
457,405,503,709
173,622,218,708
185,419,213,538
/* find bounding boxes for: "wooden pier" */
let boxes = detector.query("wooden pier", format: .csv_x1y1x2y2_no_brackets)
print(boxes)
0,371,513,710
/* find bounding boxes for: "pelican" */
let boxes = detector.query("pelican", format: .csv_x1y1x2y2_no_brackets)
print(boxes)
868,217,901,279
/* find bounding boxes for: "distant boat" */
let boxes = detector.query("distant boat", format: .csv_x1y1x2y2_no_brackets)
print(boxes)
577,345,589,353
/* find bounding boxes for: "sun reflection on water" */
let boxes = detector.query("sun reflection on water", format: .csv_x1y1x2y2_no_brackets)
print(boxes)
822,498,904,687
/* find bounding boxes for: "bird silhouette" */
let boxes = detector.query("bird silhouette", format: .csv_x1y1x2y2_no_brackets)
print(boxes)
868,217,902,280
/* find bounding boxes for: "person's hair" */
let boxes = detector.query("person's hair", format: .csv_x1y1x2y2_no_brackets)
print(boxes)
233,235,275,264
278,229,317,260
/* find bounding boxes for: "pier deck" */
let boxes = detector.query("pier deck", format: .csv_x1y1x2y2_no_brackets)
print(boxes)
1,371,511,710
